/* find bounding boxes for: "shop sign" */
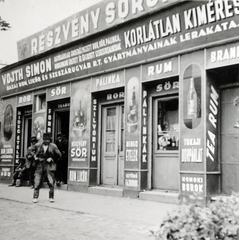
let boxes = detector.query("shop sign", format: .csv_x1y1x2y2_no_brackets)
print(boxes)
69,170,87,183
106,91,124,101
47,83,70,100
181,138,203,163
15,110,22,163
126,141,138,162
125,172,138,188
17,0,179,60
0,145,13,163
92,70,124,91
3,1,239,97
181,174,204,195
71,140,88,161
125,69,140,170
90,98,98,164
17,93,32,106
141,90,148,167
57,102,70,109
206,84,219,171
0,167,11,178
142,57,178,81
206,43,239,69
47,107,53,134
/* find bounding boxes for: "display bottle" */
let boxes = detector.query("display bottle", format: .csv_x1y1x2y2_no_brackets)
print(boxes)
129,86,137,122
172,136,176,147
78,100,85,127
187,78,198,119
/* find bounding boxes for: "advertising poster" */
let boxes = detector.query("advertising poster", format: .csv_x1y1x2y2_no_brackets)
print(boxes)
0,98,17,180
180,52,205,172
125,67,140,190
69,80,91,185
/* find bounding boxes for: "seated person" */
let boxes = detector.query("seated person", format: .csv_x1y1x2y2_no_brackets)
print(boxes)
8,157,27,187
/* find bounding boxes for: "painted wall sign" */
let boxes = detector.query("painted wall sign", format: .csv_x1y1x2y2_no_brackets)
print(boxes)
15,109,22,163
0,167,11,178
2,1,239,97
90,98,98,164
0,98,16,169
125,67,140,175
206,42,239,69
125,172,139,188
181,174,204,195
142,57,178,81
0,145,14,163
206,75,219,172
17,93,33,106
91,70,124,92
181,138,203,163
47,83,71,100
71,140,88,161
180,51,205,173
106,91,124,101
17,0,180,60
141,90,148,168
46,107,52,134
69,169,88,183
69,80,91,173
3,104,14,142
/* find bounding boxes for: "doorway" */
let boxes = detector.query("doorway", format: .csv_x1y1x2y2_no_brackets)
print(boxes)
101,104,124,186
152,96,179,191
220,86,239,194
54,109,70,185
22,115,32,157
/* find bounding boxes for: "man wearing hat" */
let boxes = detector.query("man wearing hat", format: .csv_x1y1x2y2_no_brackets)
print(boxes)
33,132,61,203
55,132,68,186
8,157,27,187
25,136,38,188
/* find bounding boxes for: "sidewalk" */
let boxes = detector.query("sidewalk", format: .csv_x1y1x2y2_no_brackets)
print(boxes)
0,183,177,229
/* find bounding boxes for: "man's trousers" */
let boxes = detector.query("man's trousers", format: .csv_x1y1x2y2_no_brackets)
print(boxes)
33,161,55,199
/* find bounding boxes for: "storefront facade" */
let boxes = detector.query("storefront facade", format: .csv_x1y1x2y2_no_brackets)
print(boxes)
1,0,239,203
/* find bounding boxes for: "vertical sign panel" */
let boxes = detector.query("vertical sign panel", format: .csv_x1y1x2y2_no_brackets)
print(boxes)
125,67,140,190
69,80,91,185
180,51,206,203
0,98,16,180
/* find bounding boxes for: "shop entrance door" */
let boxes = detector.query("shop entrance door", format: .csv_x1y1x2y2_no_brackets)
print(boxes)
152,96,179,191
54,109,70,185
221,87,239,194
54,110,70,139
101,104,124,186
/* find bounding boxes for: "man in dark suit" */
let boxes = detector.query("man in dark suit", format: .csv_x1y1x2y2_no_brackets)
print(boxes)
33,133,61,203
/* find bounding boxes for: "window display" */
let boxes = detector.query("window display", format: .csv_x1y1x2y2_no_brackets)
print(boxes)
156,98,179,150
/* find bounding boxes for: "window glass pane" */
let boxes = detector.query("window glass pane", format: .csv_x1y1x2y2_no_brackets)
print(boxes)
157,98,179,150
106,108,116,152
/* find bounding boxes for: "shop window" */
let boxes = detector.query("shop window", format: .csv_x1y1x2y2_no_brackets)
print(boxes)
35,94,46,112
156,97,179,150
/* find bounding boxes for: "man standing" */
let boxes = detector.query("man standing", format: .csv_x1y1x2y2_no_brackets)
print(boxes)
55,132,68,186
33,132,61,203
25,136,38,188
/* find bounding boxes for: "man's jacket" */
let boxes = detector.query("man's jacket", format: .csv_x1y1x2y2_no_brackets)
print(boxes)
35,142,62,171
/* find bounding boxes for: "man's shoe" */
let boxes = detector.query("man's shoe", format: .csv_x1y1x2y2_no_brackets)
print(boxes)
15,185,22,187
32,198,38,203
56,181,61,186
49,198,54,203
8,183,16,187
